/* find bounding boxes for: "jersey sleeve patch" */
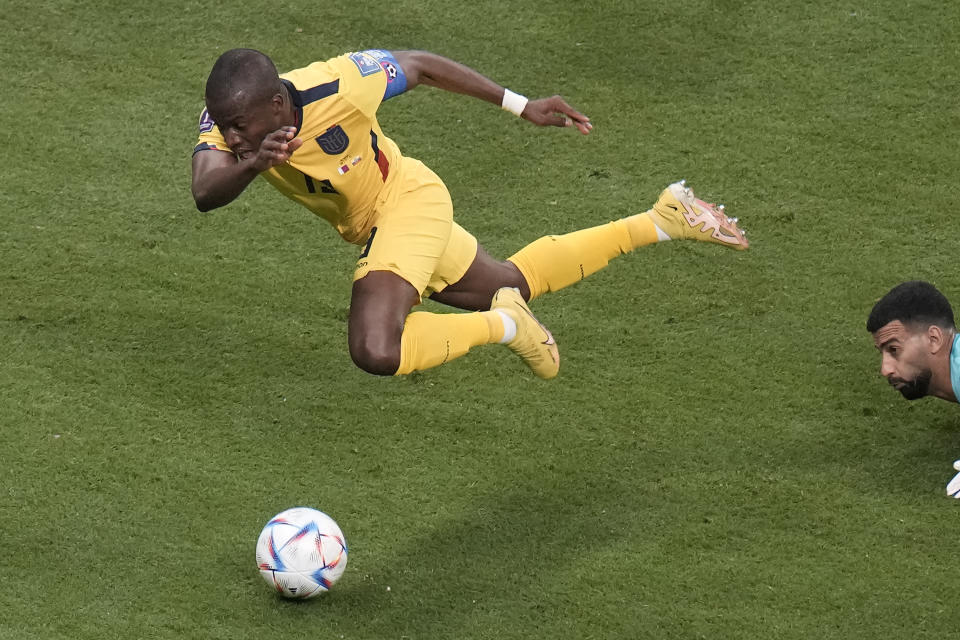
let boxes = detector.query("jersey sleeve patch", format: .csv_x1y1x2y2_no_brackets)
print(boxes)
198,107,215,133
348,51,383,77
360,49,408,101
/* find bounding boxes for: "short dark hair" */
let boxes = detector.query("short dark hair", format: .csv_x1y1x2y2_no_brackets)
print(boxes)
866,280,955,333
205,48,281,109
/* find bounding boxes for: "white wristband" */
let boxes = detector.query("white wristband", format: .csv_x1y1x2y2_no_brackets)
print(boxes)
501,88,528,117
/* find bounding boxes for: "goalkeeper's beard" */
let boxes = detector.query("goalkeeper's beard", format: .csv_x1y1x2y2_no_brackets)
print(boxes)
892,369,933,400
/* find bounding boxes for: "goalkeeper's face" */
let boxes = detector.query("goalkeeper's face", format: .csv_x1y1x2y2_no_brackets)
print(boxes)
873,320,934,400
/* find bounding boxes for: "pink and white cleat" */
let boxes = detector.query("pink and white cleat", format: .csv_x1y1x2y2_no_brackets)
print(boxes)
648,180,749,250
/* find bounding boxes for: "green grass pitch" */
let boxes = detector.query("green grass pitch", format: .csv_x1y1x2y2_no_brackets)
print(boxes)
3,1,960,638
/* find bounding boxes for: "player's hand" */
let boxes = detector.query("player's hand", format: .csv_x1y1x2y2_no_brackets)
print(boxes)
522,96,592,134
246,126,303,171
946,460,960,498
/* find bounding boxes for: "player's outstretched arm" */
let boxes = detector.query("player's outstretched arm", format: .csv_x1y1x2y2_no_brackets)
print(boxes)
390,50,592,134
191,127,302,212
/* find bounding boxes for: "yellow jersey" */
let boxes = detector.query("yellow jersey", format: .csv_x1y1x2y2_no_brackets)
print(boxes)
194,50,410,244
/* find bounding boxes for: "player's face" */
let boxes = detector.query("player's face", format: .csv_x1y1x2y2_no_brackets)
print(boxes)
872,320,934,400
208,94,283,160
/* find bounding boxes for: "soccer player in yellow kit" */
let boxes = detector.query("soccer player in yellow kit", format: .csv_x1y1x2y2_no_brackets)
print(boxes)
192,48,748,379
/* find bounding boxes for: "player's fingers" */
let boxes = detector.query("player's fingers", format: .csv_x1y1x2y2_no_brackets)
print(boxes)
262,132,297,158
524,108,564,128
563,108,590,126
265,145,286,161
544,116,589,134
564,110,591,133
551,97,590,123
549,114,592,134
259,139,280,156
271,137,302,162
264,129,292,148
257,145,289,168
540,96,590,133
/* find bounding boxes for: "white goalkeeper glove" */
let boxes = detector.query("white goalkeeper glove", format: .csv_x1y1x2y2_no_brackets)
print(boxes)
946,460,960,499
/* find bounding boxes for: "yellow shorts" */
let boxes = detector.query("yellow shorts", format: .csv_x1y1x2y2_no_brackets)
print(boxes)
354,157,478,297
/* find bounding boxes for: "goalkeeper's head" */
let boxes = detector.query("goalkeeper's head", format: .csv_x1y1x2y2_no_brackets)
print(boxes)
868,281,956,401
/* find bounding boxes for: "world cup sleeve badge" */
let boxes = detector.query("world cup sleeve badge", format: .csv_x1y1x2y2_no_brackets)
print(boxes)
348,52,381,77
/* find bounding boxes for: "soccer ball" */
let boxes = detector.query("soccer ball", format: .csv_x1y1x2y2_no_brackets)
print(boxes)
256,507,348,598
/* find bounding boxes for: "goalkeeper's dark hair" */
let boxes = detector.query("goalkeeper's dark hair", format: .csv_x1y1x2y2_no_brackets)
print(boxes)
205,48,281,108
866,280,955,333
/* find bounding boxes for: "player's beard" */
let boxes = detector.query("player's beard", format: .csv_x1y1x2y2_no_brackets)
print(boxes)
892,369,933,400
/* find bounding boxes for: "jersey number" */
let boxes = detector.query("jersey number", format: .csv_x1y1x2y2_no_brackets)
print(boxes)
303,174,338,194
359,227,378,259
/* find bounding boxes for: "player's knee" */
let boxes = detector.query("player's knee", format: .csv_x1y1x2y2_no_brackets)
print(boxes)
500,260,531,300
348,335,401,376
511,265,528,288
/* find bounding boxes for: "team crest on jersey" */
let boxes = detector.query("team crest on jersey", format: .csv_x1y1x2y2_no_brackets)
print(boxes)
198,108,215,133
348,51,381,77
316,125,350,154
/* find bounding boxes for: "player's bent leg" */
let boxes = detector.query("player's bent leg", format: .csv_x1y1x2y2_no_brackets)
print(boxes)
426,244,560,379
351,270,514,376
348,271,420,375
428,245,529,310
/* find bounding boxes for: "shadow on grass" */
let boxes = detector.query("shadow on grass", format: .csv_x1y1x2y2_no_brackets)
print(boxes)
303,482,636,638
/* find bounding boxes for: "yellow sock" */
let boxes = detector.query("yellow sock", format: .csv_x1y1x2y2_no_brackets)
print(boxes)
508,214,660,300
624,212,661,247
395,310,505,375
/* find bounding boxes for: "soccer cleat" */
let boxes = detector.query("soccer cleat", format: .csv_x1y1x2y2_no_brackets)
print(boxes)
648,180,749,250
491,287,559,379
